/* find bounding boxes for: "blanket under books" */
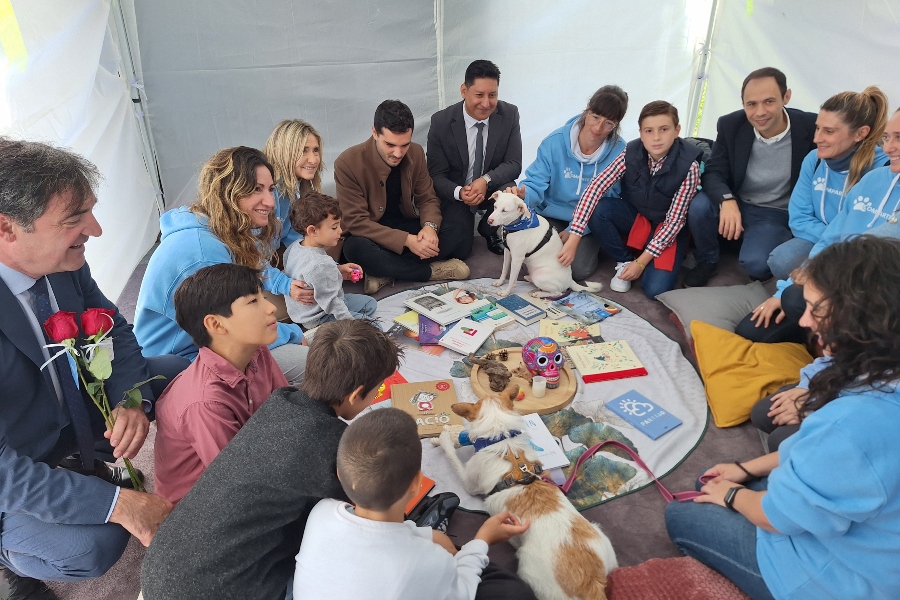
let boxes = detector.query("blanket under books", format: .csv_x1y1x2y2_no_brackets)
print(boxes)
371,279,708,512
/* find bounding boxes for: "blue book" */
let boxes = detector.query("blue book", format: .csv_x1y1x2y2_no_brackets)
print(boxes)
605,390,682,440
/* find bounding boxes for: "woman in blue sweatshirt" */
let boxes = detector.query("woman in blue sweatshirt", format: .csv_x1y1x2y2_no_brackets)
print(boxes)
667,235,900,600
737,108,900,344
767,87,888,280
134,147,310,383
507,85,628,280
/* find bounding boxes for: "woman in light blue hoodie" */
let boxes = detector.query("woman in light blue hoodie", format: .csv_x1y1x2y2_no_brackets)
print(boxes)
134,147,311,383
667,235,900,600
768,87,889,280
263,119,325,249
737,108,900,344
507,86,628,280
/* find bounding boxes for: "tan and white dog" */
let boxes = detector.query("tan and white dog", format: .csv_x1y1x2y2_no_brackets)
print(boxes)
487,191,604,298
439,385,617,600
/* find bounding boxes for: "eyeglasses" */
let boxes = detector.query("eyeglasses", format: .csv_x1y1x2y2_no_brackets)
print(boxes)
599,119,618,132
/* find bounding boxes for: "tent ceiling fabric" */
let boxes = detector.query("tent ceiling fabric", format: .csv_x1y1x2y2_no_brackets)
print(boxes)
699,0,900,139
0,0,160,300
134,0,709,208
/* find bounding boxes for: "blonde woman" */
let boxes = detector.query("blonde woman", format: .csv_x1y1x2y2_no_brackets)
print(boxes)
134,147,311,383
264,119,324,247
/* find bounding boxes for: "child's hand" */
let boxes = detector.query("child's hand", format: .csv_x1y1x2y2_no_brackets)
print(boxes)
338,263,363,280
474,511,529,546
768,387,807,426
557,235,580,267
701,462,751,484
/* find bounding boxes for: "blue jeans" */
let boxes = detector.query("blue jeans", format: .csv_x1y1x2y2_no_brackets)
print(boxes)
665,477,774,600
586,196,688,299
308,293,378,327
767,237,814,282
688,195,792,280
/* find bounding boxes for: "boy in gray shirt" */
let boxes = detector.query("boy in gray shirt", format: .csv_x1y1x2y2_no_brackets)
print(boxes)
284,193,377,328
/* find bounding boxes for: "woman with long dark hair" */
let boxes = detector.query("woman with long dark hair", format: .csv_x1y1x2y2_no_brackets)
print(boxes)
665,235,900,599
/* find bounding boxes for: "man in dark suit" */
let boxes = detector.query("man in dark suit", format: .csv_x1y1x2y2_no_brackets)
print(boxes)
0,139,178,598
427,60,522,255
685,67,817,285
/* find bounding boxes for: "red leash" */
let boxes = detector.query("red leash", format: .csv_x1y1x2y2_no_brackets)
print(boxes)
555,440,705,502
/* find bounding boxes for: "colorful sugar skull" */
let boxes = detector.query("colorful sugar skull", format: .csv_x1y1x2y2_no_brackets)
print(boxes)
522,337,564,389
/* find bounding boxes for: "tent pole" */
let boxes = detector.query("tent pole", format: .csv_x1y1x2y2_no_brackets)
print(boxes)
110,0,166,215
434,0,446,110
687,0,719,137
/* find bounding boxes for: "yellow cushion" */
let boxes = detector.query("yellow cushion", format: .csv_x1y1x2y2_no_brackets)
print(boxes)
691,321,813,428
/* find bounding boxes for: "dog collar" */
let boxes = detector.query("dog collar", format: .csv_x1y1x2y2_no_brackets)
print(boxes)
501,212,540,232
472,430,522,452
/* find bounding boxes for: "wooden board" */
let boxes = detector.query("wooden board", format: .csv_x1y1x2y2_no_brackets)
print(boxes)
470,348,576,415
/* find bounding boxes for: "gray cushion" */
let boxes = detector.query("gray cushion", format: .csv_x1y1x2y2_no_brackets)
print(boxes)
657,281,770,339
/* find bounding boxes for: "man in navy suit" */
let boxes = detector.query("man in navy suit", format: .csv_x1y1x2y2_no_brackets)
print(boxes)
0,139,177,598
427,60,522,255
685,67,817,286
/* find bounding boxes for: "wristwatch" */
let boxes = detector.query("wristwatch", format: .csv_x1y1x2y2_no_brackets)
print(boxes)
482,173,492,185
722,193,735,201
423,221,439,233
724,486,742,512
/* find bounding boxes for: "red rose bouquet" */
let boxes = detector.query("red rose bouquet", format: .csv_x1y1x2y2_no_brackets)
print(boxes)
42,308,160,492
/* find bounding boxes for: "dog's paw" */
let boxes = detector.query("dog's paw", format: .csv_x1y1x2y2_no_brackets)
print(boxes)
438,427,460,450
497,290,511,297
524,275,532,282
492,280,504,288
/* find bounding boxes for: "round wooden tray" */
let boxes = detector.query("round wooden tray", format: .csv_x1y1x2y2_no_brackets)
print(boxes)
470,348,576,415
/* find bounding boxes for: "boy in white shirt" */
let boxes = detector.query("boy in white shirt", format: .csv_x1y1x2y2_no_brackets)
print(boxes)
292,408,532,600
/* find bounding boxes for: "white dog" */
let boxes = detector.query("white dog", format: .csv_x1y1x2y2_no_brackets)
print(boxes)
439,385,617,600
487,191,603,298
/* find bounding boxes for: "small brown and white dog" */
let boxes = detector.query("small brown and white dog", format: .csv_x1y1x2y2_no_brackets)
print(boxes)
486,191,604,298
439,384,617,600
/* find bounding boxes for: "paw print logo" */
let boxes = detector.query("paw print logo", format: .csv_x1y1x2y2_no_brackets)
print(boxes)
619,399,654,417
563,167,576,179
812,177,826,192
852,196,872,213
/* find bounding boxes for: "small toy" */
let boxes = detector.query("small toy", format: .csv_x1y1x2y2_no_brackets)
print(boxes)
349,267,363,283
521,336,565,389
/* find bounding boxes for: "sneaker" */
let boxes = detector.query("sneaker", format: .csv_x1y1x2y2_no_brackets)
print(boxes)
429,259,470,281
407,492,460,532
683,261,718,288
1,566,59,600
610,262,632,293
363,274,394,295
58,457,145,489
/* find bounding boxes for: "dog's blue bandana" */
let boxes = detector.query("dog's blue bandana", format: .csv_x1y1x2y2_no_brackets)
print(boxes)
502,212,540,232
472,430,523,452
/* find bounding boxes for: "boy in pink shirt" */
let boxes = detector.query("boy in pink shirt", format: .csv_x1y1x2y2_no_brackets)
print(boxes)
153,264,288,503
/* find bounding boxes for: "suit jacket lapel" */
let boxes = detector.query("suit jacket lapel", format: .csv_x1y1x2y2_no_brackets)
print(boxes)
0,276,55,390
735,121,755,186
484,108,503,171
451,107,469,173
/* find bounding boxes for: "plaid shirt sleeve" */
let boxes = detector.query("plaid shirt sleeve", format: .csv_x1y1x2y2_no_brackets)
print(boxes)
570,150,626,236
645,160,700,257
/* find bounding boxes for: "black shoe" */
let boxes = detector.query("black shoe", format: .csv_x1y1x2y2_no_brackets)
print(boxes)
1,566,59,600
683,261,718,288
58,457,145,489
484,233,505,255
407,492,460,533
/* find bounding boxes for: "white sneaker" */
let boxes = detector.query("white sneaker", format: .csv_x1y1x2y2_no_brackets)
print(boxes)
610,261,632,293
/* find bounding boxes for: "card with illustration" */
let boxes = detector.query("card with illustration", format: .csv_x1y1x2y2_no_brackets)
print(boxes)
565,340,648,383
391,380,464,437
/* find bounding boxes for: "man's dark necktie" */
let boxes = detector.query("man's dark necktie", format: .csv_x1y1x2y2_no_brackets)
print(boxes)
30,276,95,469
473,121,485,181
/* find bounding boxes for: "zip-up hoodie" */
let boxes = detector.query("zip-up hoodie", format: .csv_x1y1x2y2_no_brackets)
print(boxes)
274,186,303,248
776,166,900,297
789,146,887,243
134,207,303,360
521,114,625,230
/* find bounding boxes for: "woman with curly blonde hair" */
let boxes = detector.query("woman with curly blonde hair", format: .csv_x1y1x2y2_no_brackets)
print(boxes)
134,146,312,383
264,119,324,247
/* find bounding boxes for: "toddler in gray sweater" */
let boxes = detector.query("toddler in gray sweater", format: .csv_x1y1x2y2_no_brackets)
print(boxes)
284,193,377,327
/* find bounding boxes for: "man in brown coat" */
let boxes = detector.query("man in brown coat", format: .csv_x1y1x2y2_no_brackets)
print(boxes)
336,100,472,294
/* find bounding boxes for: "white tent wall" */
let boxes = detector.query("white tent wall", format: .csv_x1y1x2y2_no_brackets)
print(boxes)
134,1,441,207
0,0,161,300
438,0,714,174
135,0,713,210
698,0,900,139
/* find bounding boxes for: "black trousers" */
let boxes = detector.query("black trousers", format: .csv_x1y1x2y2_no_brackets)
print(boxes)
343,202,472,281
475,563,538,600
750,384,802,452
734,283,807,344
